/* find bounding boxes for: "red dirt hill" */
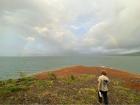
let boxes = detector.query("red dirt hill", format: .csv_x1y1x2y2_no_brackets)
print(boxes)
35,65,140,91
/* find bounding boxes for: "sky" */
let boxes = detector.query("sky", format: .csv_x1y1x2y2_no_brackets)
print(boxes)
0,0,140,56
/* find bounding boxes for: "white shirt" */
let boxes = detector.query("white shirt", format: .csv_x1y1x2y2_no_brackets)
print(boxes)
98,75,109,91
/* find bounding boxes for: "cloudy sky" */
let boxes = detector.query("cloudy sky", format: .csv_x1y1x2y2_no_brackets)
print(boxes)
0,0,140,56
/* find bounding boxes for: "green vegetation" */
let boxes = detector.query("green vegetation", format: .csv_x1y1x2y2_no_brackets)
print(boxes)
0,73,139,104
47,72,57,80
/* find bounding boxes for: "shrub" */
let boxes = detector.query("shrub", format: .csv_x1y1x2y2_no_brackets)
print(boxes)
63,75,77,84
70,75,76,81
47,72,57,80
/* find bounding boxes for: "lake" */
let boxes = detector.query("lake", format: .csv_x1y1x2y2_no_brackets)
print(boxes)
0,56,140,80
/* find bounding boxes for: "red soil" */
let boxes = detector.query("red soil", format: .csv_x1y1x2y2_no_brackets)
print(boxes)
35,65,140,91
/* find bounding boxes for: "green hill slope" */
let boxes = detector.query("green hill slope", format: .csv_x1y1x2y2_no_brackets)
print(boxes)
0,73,139,105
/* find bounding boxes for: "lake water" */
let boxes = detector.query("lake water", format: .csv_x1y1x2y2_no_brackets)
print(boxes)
0,56,140,80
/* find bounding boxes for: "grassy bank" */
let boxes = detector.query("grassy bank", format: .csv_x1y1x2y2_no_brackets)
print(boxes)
0,72,140,105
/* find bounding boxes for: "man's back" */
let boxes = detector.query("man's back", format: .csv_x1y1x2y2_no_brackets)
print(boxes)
98,75,109,91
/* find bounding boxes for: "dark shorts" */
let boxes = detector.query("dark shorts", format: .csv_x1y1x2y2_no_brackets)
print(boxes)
98,90,108,105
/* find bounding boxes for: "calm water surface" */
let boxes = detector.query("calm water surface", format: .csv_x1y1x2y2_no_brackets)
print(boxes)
0,56,140,80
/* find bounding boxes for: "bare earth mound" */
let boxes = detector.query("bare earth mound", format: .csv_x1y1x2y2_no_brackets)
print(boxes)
35,65,140,91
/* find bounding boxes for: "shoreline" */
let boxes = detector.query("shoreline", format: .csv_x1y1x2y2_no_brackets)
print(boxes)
1,65,140,80
1,65,140,104
1,65,140,91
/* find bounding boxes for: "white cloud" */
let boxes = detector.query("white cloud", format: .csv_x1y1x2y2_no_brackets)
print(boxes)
26,37,35,42
0,0,140,56
34,26,48,34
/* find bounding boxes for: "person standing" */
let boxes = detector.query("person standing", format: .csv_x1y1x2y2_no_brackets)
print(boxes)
98,70,109,105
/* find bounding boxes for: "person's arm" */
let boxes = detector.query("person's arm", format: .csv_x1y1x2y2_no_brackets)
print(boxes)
98,77,101,91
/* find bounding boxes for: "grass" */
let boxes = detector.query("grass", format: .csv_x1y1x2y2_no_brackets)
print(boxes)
0,72,139,104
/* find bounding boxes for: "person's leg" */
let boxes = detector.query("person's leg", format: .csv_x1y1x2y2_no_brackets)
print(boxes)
102,91,108,105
